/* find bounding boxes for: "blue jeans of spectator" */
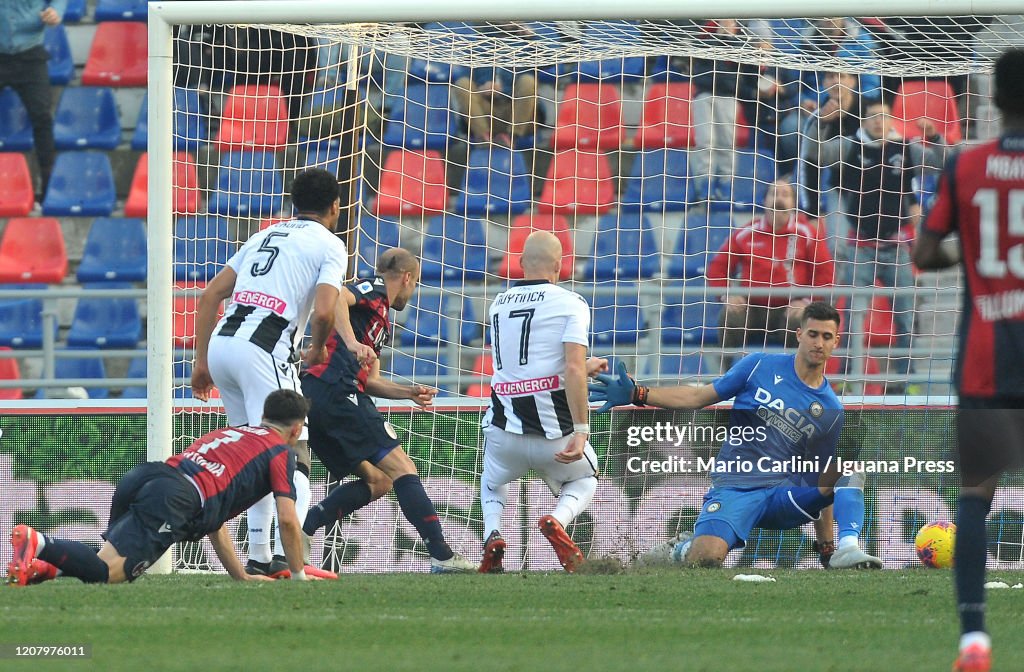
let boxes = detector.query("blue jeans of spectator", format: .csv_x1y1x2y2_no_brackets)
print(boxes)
0,46,54,195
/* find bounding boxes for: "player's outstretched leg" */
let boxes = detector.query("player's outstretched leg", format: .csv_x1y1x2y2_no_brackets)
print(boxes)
538,475,595,572
828,478,882,569
8,525,107,586
304,462,394,537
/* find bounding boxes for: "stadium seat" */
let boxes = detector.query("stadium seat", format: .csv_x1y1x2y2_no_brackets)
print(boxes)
406,58,471,84
367,149,447,216
95,0,148,21
215,84,291,151
207,151,284,218
588,284,644,347
130,93,148,150
0,88,33,151
656,353,711,377
450,144,531,216
67,284,142,348
552,83,623,151
397,291,443,347
81,22,148,86
355,214,403,277
53,87,121,150
173,215,233,283
0,153,35,216
499,214,575,280
661,280,722,346
304,143,342,175
133,92,208,152
893,80,962,145
42,350,109,399
124,152,201,217
465,383,491,398
388,351,448,383
420,215,487,282
42,151,116,216
635,82,696,149
121,356,147,399
582,213,660,281
43,25,74,85
864,295,897,348
536,149,615,215
0,346,23,399
667,211,734,279
0,218,67,283
63,0,87,22
0,285,49,348
173,282,221,349
381,83,457,150
709,150,775,211
77,218,147,282
620,148,701,212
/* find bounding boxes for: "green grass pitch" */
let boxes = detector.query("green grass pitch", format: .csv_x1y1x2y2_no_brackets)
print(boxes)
3,569,1024,671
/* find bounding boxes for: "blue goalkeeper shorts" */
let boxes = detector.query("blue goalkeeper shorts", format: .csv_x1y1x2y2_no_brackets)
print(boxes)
692,485,833,550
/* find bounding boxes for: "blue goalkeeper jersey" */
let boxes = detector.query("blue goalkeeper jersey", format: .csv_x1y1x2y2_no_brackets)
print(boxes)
709,353,844,488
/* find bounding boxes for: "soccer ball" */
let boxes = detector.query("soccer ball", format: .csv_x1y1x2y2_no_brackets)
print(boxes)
915,522,956,568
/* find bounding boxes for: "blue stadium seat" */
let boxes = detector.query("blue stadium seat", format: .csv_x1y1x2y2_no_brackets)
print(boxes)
709,150,776,211
0,88,33,151
451,144,531,216
41,350,109,399
661,279,721,346
78,218,147,283
67,284,142,348
398,291,443,347
173,215,232,283
620,148,701,212
656,353,712,377
304,143,342,175
63,0,87,22
381,83,457,150
207,152,284,218
420,215,487,282
44,26,74,85
664,210,733,278
355,214,402,278
407,58,470,84
389,350,448,381
174,356,194,399
589,284,644,347
130,93,148,150
165,87,209,152
121,356,146,398
54,87,121,150
0,285,49,348
95,0,148,21
582,213,660,281
42,151,116,216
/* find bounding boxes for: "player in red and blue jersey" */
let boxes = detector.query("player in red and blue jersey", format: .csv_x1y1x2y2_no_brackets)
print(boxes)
913,48,1024,672
8,390,311,585
591,302,882,569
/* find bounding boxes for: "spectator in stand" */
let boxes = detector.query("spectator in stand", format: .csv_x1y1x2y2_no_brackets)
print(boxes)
808,100,945,387
0,0,64,200
707,179,835,370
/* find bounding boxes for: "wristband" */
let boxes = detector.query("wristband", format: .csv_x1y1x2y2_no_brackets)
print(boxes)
573,423,590,434
633,385,649,406
292,569,307,581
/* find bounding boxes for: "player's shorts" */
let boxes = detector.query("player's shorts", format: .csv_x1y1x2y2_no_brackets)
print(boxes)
957,396,1024,487
301,374,401,479
481,426,599,496
103,462,202,581
692,484,832,551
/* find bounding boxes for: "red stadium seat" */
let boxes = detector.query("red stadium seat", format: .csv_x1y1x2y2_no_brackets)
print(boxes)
81,22,148,86
536,149,615,215
471,353,494,376
893,80,962,145
124,152,201,217
634,82,695,149
499,214,574,280
465,383,491,398
215,84,291,151
173,282,222,348
864,296,896,348
368,149,447,216
552,83,623,151
0,153,34,216
0,346,22,400
259,218,287,231
0,218,67,283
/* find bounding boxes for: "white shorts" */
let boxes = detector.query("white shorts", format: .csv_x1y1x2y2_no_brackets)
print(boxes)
208,335,302,429
481,426,599,496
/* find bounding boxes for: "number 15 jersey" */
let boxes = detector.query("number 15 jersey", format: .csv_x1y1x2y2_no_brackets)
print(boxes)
483,279,591,439
214,219,348,362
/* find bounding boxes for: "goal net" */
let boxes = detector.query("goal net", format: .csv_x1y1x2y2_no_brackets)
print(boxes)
159,10,1024,572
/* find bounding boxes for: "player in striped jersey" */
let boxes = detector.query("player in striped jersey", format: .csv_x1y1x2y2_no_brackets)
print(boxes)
8,390,310,585
478,232,608,573
190,169,362,576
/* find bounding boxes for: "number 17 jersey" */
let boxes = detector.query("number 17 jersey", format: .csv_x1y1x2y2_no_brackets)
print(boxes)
483,279,591,439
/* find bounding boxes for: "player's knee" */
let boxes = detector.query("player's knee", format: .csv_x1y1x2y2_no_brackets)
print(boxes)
367,474,393,500
683,536,728,568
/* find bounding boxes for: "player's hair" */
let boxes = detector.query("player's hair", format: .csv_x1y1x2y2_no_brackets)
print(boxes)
994,48,1024,118
801,301,841,329
262,389,310,426
291,169,340,214
376,247,419,276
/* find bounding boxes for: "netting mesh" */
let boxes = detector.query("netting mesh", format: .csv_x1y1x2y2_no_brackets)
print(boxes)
165,16,1024,572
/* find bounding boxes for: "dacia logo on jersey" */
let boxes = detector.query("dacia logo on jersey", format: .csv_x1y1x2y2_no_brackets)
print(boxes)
753,387,817,441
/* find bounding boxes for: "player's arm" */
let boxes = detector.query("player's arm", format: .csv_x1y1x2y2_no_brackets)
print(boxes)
912,160,961,271
274,495,307,580
365,357,437,406
334,286,376,367
913,231,961,270
191,267,237,401
555,342,590,464
301,283,340,368
208,524,270,581
589,361,720,412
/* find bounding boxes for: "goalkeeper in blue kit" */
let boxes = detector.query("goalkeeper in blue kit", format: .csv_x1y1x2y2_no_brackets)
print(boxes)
589,301,881,568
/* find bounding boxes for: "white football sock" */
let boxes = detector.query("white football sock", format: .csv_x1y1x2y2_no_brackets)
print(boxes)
480,478,508,537
552,476,597,528
247,493,275,563
275,470,310,556
960,631,991,651
838,535,859,550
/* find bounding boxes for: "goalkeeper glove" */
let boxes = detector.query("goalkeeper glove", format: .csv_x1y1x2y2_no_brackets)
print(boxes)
813,540,835,569
587,361,649,413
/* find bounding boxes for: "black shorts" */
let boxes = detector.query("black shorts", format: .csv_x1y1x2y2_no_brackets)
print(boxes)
957,396,1024,487
301,375,402,479
104,462,202,581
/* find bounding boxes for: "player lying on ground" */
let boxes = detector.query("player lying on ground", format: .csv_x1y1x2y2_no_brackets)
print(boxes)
300,248,476,573
477,231,609,573
8,390,312,585
590,302,882,569
912,46,1024,672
